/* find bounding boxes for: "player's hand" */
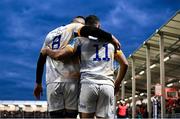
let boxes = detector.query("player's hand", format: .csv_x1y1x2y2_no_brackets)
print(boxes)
34,84,43,100
112,35,121,52
114,80,121,95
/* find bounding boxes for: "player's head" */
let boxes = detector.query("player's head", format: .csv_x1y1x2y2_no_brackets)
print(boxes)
85,15,100,28
72,16,85,25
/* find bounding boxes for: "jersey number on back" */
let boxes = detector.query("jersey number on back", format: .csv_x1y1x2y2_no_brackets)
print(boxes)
93,44,110,61
52,35,61,49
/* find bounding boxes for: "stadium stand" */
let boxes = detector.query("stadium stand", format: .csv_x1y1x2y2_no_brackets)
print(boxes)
116,10,180,118
0,101,48,118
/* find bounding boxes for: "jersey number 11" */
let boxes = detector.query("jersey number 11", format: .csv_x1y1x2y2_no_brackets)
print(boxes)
93,44,110,61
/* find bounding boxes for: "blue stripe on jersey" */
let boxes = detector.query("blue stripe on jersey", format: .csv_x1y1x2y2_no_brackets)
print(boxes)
68,38,78,48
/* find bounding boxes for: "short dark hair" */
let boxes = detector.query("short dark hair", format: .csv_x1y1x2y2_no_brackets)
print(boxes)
85,15,100,26
72,16,85,24
75,16,85,20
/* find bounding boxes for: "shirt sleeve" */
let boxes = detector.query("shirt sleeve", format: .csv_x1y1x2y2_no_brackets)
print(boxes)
67,38,80,53
115,50,123,57
79,26,112,42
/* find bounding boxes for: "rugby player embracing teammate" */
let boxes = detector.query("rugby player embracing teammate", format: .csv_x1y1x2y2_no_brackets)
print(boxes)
42,15,128,119
34,16,121,118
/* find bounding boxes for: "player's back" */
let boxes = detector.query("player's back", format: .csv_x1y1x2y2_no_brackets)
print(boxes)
45,22,83,48
43,23,83,84
77,37,115,86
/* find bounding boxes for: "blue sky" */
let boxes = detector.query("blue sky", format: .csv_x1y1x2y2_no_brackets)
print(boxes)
0,0,179,100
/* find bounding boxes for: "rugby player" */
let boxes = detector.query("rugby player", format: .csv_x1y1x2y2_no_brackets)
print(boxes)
41,15,128,118
34,16,121,118
34,16,85,118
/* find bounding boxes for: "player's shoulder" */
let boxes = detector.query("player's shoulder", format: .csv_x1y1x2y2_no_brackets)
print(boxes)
70,36,88,45
47,26,65,36
73,36,87,41
68,37,81,44
107,43,115,50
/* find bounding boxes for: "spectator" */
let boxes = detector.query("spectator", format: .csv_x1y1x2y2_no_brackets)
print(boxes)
117,100,127,118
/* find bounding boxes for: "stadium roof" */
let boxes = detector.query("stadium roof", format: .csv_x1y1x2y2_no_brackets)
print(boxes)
121,10,180,100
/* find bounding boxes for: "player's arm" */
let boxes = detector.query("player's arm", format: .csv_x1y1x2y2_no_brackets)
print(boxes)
34,52,46,100
79,26,121,50
41,38,79,60
114,50,128,95
41,46,74,61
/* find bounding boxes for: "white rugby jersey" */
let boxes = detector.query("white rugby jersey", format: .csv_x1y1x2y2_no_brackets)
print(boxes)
42,23,83,84
69,37,116,87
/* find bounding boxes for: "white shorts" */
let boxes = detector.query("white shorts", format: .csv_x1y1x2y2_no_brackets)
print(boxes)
79,83,115,118
47,82,79,112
